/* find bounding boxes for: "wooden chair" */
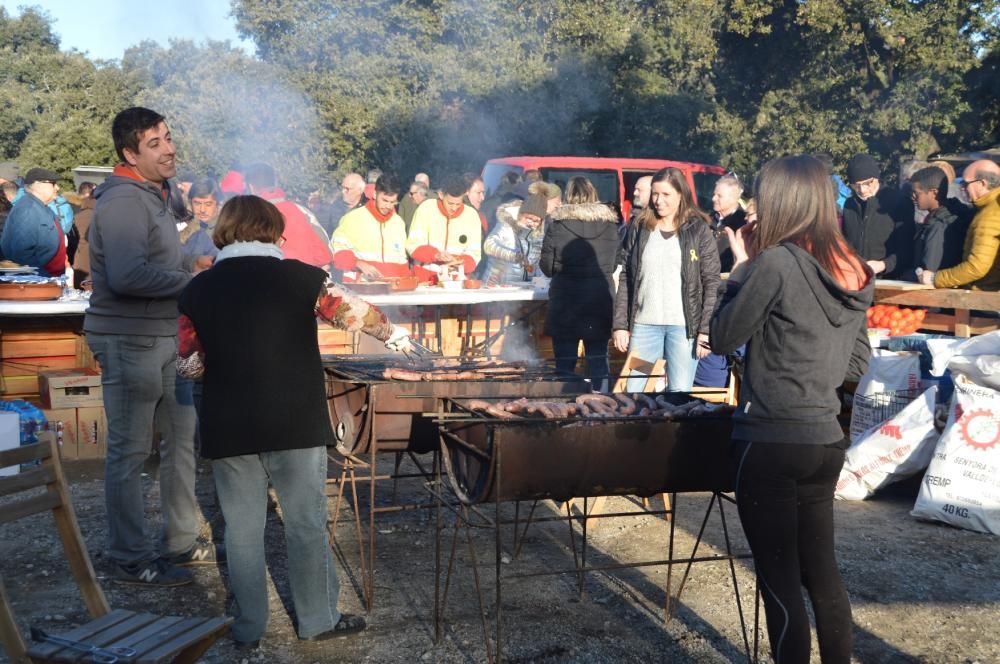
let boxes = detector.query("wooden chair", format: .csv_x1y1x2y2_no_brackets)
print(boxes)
611,354,666,393
0,433,232,663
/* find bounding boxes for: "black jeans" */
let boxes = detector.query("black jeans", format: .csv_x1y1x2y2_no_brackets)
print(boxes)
732,439,852,664
551,337,610,391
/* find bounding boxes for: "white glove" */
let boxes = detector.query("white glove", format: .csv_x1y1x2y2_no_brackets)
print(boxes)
385,325,412,353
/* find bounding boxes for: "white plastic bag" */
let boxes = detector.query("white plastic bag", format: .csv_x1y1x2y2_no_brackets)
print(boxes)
911,374,1000,535
850,350,921,441
933,330,1000,390
836,386,939,500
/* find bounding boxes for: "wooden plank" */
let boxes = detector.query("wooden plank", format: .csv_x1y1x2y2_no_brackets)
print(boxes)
82,612,161,647
135,617,231,664
1,338,78,359
0,490,61,524
0,440,53,468
26,609,136,660
112,615,185,650
0,465,54,498
0,330,80,342
127,616,204,658
1,355,79,376
0,374,39,394
874,284,1000,311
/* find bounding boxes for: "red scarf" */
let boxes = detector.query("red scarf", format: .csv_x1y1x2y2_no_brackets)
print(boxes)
366,199,393,223
436,199,464,220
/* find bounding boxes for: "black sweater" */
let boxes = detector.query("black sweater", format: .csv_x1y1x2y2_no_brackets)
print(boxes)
710,244,873,445
178,257,333,459
841,188,914,277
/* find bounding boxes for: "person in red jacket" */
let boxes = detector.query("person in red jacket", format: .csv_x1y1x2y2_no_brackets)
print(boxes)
244,163,332,269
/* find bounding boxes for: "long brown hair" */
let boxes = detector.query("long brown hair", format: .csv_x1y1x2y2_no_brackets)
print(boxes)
753,155,865,285
639,167,708,230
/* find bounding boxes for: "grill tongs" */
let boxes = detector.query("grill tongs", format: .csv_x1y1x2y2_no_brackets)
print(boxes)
403,338,437,360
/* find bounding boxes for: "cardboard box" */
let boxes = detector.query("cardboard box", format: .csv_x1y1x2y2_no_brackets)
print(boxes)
0,411,19,476
42,408,80,460
38,368,103,409
76,406,107,459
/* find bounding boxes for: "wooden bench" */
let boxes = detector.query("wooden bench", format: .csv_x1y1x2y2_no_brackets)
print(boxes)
0,433,232,663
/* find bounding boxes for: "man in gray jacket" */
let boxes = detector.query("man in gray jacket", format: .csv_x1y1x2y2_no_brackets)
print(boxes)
85,107,217,587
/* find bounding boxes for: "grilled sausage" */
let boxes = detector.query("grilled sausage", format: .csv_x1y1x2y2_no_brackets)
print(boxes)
386,368,424,381
485,404,518,419
467,399,493,412
575,393,619,410
634,394,658,411
613,393,636,415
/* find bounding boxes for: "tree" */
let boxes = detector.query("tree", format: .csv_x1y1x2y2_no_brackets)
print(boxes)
122,39,330,197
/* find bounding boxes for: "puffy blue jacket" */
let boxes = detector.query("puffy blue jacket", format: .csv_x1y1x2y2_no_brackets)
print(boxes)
1,191,61,270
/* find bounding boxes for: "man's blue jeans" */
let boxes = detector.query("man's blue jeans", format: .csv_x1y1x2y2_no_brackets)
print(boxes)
212,446,340,643
625,323,697,393
86,333,199,565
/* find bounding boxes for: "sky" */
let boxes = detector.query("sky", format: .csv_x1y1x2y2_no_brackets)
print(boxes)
0,0,253,61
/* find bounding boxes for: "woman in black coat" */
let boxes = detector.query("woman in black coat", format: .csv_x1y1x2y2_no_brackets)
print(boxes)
540,176,620,391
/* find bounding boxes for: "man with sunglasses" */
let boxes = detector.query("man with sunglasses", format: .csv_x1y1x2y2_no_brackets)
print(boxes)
919,159,1000,290
0,167,67,275
841,153,915,278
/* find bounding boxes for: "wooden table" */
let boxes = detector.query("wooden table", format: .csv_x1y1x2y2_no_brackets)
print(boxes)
874,280,1000,337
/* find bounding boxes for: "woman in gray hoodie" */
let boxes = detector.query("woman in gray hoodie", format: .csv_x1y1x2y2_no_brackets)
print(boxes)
711,155,874,664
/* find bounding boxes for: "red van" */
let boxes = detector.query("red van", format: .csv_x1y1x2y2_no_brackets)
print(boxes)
481,156,726,221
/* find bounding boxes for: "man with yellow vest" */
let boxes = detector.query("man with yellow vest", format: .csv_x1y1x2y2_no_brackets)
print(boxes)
919,159,1000,291
406,174,482,281
331,173,411,281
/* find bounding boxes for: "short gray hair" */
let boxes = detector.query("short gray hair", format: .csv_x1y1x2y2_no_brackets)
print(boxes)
411,182,428,195
716,174,743,197
975,169,1000,190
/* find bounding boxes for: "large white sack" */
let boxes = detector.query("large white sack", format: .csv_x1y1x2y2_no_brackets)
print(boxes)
941,330,1000,390
836,386,939,500
911,374,1000,535
850,350,921,441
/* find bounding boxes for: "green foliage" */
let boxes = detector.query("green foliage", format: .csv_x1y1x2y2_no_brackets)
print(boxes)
2,1,998,194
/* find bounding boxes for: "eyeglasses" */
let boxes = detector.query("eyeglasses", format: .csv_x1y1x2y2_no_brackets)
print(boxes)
960,179,983,191
724,170,742,186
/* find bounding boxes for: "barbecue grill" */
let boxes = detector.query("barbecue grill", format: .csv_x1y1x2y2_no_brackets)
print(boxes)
321,355,590,610
429,393,758,663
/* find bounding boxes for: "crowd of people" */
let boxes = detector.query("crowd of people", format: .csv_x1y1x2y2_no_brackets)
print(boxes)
1,104,998,663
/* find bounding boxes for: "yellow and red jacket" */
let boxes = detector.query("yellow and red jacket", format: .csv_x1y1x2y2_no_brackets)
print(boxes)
406,198,482,280
331,200,411,279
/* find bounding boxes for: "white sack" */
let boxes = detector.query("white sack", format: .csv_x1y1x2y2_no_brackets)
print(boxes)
850,350,921,441
836,386,939,500
911,373,1000,535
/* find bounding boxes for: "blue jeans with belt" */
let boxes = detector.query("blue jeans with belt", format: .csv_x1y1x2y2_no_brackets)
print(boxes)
212,446,340,643
86,333,199,565
625,323,697,393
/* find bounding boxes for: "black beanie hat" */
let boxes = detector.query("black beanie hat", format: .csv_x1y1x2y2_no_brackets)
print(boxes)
846,154,880,184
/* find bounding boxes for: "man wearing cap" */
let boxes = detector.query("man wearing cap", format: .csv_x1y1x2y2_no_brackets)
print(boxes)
919,159,1000,291
407,174,483,281
0,167,67,275
841,153,915,277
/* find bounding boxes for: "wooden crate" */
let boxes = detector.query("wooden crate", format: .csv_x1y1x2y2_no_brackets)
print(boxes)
0,324,99,403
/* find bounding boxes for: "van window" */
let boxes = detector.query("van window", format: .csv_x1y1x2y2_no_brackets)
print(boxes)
692,171,722,213
539,169,619,207
482,164,524,198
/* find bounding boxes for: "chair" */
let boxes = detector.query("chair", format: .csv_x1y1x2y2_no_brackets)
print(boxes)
611,354,666,393
0,433,231,663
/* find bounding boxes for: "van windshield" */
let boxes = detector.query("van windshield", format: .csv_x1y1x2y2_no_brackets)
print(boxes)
540,169,619,207
482,164,524,197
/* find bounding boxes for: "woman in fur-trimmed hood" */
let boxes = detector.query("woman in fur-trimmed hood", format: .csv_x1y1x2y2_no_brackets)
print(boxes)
481,186,549,286
539,176,621,389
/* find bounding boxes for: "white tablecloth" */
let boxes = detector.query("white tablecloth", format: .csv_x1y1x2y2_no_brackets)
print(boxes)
362,285,548,307
0,299,89,316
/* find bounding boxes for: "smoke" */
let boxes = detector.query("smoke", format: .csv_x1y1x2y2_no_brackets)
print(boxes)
130,41,328,197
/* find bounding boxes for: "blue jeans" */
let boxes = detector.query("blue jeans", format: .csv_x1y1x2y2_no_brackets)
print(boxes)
87,333,198,565
212,446,340,643
551,337,610,392
625,323,697,393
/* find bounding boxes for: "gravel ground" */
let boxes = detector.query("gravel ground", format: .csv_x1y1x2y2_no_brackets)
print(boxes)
1,454,998,664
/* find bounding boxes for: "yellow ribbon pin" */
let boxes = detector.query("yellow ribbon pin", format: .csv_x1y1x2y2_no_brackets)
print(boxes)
689,249,699,261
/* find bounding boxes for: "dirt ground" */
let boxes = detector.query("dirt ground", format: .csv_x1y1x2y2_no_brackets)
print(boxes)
2,453,998,664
